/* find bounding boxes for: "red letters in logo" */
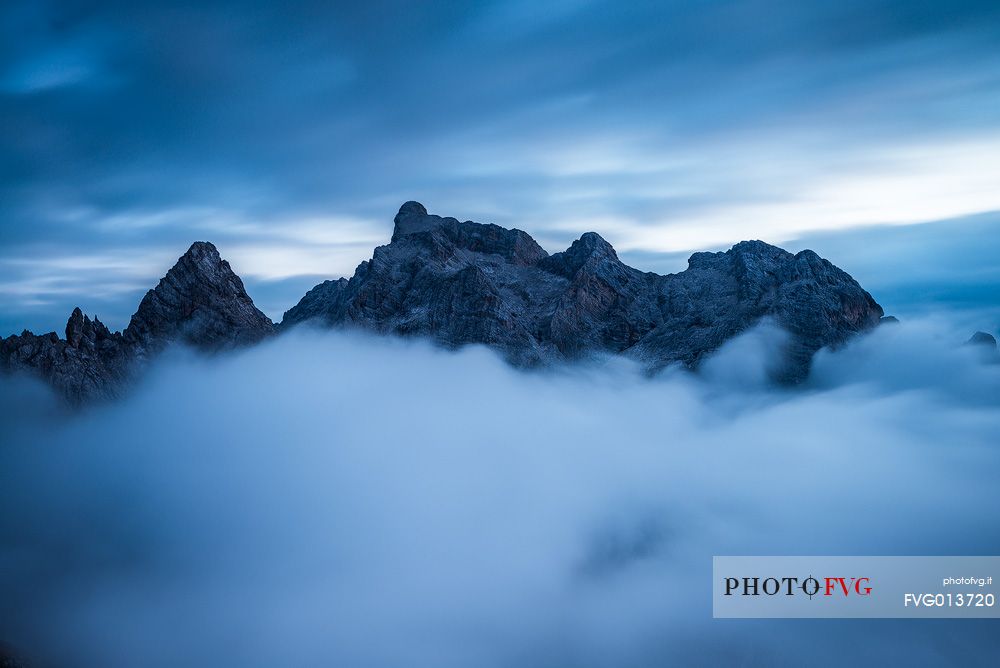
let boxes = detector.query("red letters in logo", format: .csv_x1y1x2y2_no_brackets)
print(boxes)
824,577,872,596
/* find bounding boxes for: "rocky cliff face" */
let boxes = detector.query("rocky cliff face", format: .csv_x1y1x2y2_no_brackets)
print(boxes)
282,202,884,379
2,203,888,403
0,309,132,405
124,241,274,361
0,242,273,404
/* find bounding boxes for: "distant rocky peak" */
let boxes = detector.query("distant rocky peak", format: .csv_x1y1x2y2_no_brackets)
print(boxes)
392,201,436,241
687,240,792,276
397,200,428,218
174,241,236,286
65,307,113,348
540,231,621,279
4,202,893,405
124,241,273,352
184,239,221,262
729,239,789,257
161,241,246,297
66,307,88,345
569,232,618,260
186,239,217,254
729,239,793,271
2,240,275,404
390,201,547,265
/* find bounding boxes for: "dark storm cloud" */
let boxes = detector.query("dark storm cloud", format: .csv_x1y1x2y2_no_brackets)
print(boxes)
2,0,1000,332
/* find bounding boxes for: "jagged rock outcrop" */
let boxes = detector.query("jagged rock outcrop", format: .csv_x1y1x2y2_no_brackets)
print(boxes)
2,203,891,403
282,202,884,379
281,277,349,328
0,308,132,403
0,242,273,404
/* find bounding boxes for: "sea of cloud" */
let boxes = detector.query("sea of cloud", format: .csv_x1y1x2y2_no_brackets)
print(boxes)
1,317,999,667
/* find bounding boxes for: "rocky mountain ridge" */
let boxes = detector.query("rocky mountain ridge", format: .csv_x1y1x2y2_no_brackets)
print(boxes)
281,202,884,379
3,202,888,403
0,241,273,404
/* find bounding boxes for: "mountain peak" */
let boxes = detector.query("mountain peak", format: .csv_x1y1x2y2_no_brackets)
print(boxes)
539,231,620,279
4,203,890,404
730,239,784,254
572,232,617,258
2,241,273,404
177,241,230,279
391,201,444,241
397,201,428,217
66,307,85,343
285,203,883,381
182,240,220,259
124,242,273,354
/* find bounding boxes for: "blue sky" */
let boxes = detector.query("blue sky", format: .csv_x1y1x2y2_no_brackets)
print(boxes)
1,0,999,333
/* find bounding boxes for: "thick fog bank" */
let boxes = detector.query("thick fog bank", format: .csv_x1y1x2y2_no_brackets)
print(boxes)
1,319,999,667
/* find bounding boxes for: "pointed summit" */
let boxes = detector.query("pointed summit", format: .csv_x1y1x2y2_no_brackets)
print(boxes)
2,241,273,404
540,232,620,279
65,307,114,350
66,307,86,346
124,241,273,354
3,203,889,404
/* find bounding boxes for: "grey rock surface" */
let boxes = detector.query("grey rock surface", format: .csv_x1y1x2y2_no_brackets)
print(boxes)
0,309,132,404
123,241,274,360
282,202,885,380
1,242,273,404
2,203,892,403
